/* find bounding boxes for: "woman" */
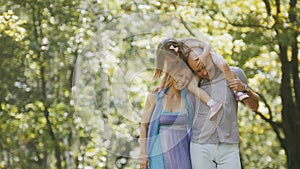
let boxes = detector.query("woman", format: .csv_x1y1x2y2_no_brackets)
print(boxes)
139,62,195,169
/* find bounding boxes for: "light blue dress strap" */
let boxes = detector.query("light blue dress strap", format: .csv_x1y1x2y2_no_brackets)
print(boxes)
146,88,168,169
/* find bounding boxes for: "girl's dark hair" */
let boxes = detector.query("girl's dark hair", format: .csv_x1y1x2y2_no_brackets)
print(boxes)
153,38,188,81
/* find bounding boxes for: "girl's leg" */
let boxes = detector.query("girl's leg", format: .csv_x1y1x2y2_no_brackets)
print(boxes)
188,78,222,120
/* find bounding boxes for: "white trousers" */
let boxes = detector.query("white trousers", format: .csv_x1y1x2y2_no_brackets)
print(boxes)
190,142,241,169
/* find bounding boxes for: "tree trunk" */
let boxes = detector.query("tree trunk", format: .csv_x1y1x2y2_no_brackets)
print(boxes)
41,66,62,169
279,42,300,169
277,0,299,167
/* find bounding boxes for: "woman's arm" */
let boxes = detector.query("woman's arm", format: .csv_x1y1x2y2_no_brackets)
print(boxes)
140,93,156,169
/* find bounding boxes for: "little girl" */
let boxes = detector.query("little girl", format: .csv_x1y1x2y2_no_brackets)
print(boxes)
154,38,223,121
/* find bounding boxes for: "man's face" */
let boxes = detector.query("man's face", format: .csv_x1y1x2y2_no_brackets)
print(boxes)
188,48,215,80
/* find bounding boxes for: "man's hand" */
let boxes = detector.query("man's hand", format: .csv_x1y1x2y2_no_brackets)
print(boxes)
228,78,245,92
229,78,260,111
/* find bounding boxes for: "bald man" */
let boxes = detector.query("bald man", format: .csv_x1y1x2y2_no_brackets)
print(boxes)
182,38,259,169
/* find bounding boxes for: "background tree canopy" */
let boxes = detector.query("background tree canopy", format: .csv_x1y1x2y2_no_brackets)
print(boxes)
0,0,299,169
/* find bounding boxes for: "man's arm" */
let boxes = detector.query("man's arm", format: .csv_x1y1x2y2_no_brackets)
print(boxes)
228,68,259,111
243,87,259,111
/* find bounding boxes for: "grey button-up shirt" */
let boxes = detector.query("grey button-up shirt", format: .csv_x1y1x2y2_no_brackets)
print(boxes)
191,66,248,144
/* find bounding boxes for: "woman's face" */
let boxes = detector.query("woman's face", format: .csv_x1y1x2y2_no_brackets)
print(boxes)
170,68,192,90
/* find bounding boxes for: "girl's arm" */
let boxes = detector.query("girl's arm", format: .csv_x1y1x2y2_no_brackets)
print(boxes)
197,41,211,60
210,52,236,82
140,93,156,169
187,75,211,104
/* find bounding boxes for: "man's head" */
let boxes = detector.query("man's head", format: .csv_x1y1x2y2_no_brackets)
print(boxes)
187,46,216,80
176,38,216,80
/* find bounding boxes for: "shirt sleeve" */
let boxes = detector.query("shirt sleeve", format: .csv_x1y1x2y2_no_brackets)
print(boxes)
230,67,248,84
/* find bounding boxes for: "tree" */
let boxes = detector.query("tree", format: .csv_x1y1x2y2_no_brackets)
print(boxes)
261,0,300,168
0,0,88,168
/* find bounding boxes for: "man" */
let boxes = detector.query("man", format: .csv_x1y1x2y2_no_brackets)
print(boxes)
183,38,259,169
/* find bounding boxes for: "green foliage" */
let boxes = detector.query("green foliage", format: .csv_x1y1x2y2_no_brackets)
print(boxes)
1,0,299,168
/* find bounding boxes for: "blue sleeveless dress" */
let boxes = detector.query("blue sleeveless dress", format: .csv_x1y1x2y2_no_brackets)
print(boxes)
146,88,194,169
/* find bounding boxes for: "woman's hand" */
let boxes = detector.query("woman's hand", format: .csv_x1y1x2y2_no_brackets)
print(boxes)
140,154,150,169
150,86,162,93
